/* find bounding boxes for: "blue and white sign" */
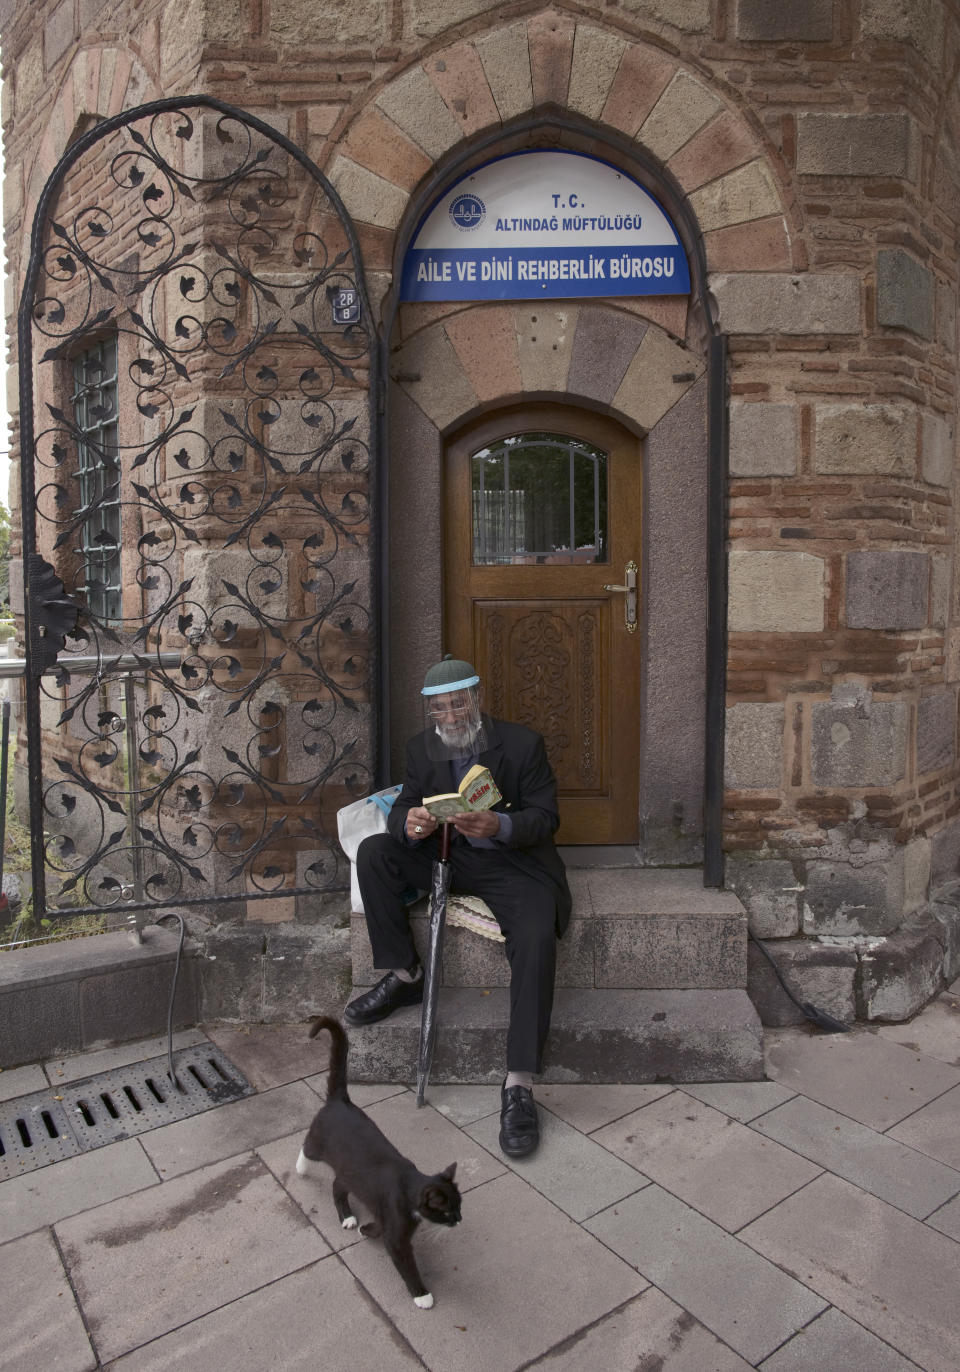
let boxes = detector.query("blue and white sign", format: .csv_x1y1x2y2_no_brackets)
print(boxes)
401,150,690,302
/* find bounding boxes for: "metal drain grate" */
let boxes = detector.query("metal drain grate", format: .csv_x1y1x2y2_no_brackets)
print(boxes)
0,1043,254,1181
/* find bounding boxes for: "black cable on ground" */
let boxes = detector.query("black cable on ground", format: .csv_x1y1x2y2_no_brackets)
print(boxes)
748,928,851,1033
154,912,187,1089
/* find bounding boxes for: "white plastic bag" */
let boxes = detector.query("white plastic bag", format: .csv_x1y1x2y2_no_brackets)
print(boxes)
337,785,402,912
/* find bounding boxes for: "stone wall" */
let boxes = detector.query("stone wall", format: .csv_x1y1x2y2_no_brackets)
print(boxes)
2,0,959,1013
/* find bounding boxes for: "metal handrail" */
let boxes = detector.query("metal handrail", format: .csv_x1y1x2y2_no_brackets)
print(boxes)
0,653,181,678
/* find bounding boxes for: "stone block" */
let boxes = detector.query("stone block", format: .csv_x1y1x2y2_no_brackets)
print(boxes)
846,549,929,630
803,850,905,935
725,703,784,790
195,924,265,1021
736,0,834,41
796,113,920,179
375,65,463,160
269,0,388,45
327,156,409,230
747,938,857,1028
904,836,932,914
936,278,956,352
612,327,703,431
861,0,944,63
931,819,960,884
594,914,746,989
876,249,934,340
729,402,798,476
726,857,802,937
921,411,954,487
932,551,951,618
474,22,533,123
411,0,498,36
704,216,793,272
391,325,479,430
515,305,578,395
948,628,960,684
728,551,825,632
711,273,860,335
619,0,712,31
810,689,908,788
567,306,648,406
813,403,915,476
638,72,722,163
0,981,80,1068
860,917,946,1021
927,887,960,981
261,921,351,1020
689,159,781,232
567,25,627,121
668,111,760,193
15,36,44,117
79,958,199,1044
44,0,74,69
917,691,957,775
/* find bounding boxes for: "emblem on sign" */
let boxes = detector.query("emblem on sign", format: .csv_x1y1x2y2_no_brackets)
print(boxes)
449,194,486,230
330,287,360,325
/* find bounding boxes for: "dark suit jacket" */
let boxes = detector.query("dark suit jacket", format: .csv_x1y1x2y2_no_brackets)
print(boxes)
386,716,573,936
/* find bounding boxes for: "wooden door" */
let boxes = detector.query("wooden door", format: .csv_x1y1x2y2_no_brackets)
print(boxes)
444,406,642,843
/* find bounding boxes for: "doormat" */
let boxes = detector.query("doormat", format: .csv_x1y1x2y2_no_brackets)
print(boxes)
0,1043,254,1181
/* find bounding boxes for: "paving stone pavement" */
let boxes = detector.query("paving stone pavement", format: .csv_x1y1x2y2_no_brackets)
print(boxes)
1,988,958,1371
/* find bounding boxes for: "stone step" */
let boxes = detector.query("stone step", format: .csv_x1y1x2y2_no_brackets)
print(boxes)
344,987,765,1085
351,868,748,992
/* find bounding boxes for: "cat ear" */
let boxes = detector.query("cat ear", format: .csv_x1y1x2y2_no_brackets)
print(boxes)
441,1162,457,1180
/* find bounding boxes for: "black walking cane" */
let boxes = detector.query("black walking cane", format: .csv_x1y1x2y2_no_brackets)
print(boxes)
416,819,452,1106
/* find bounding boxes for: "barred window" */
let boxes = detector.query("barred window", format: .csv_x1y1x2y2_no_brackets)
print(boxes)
72,338,121,623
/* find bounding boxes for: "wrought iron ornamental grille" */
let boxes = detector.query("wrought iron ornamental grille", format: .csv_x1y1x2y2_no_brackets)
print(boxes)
19,98,377,922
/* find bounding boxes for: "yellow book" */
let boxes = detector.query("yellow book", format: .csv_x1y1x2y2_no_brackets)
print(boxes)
423,764,502,819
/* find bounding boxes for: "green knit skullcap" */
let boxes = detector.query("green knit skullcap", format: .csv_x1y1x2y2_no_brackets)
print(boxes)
421,654,480,696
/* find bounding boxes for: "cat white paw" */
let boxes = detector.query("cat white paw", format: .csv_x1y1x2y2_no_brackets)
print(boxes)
295,1149,311,1176
341,1215,358,1230
414,1293,434,1310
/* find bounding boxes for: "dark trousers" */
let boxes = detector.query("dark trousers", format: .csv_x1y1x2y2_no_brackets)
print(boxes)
356,832,558,1074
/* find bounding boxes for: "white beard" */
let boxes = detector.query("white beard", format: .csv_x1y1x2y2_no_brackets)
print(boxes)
435,719,480,753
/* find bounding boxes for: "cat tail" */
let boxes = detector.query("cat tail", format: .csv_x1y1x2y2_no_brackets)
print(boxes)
309,1015,350,1102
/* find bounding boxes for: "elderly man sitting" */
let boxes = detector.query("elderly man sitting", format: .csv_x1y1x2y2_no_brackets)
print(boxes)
345,656,571,1158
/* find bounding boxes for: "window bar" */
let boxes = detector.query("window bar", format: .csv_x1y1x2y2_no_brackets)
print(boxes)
504,446,511,558
122,670,146,937
568,442,575,558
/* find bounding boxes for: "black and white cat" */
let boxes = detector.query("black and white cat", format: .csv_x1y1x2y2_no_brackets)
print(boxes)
296,1016,462,1309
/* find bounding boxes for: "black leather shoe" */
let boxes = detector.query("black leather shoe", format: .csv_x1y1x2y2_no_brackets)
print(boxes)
499,1081,540,1158
343,971,423,1026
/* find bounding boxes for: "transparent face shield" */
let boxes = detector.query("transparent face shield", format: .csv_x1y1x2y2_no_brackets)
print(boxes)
422,684,488,761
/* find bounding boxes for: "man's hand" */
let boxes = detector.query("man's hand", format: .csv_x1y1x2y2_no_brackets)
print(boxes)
406,806,439,841
451,809,501,840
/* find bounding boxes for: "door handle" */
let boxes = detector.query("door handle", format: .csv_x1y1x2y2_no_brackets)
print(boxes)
603,559,638,633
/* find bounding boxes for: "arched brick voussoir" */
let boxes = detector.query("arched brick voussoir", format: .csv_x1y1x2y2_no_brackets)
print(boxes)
443,306,523,403
703,216,793,273
566,25,630,123
528,10,576,109
422,42,501,138
689,159,783,235
600,42,677,136
342,106,433,195
612,325,706,433
668,110,767,195
375,63,465,162
328,156,410,232
391,325,480,432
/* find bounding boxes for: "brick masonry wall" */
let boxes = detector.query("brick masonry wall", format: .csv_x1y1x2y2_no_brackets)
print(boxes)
2,1,960,948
